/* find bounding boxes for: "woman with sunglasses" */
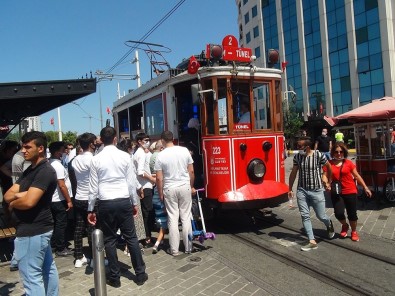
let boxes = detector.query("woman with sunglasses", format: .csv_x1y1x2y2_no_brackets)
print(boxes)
328,142,372,241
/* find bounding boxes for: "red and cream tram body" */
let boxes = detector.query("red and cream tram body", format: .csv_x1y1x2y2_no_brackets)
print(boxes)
112,40,289,210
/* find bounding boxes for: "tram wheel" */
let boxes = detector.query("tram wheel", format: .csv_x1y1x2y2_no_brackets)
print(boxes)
384,179,395,203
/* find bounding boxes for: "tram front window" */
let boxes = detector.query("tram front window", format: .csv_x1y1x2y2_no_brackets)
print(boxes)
253,83,271,130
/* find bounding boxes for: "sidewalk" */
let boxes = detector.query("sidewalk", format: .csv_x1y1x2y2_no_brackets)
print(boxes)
0,237,267,296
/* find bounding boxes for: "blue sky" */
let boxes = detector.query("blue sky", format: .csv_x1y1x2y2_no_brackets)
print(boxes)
1,0,238,135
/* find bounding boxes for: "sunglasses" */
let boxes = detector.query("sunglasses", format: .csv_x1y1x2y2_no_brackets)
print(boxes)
334,150,344,154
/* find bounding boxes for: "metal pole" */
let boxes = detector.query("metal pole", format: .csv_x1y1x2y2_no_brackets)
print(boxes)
99,84,103,129
92,229,107,296
57,107,63,141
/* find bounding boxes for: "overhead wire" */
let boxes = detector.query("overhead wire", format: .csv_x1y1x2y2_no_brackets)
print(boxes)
105,0,186,74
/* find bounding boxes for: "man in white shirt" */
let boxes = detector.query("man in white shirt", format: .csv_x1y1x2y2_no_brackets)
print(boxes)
87,126,147,288
70,133,96,268
154,131,195,256
238,101,251,123
133,132,156,246
48,141,73,257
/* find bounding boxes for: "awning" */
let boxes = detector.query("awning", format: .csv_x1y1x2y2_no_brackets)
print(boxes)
336,97,395,122
0,78,96,126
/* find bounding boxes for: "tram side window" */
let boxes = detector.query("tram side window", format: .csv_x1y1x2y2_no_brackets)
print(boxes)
252,83,271,129
144,96,163,137
129,104,143,132
218,79,228,134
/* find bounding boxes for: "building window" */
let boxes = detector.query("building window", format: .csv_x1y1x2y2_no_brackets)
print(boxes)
255,46,261,58
244,12,250,25
253,26,259,38
252,5,257,17
243,0,248,5
246,32,251,43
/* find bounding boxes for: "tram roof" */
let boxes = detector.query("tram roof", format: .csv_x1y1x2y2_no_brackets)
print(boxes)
0,78,96,126
113,65,282,111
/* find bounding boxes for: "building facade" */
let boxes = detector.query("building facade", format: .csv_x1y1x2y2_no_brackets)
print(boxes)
236,0,395,122
26,116,41,132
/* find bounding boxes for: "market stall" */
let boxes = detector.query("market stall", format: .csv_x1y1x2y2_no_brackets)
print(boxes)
336,97,395,203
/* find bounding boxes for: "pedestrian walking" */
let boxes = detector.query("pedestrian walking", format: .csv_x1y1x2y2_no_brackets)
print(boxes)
327,142,372,241
87,126,148,288
154,130,195,256
288,136,335,251
4,131,59,295
48,141,73,257
133,132,156,247
314,128,332,160
70,132,97,267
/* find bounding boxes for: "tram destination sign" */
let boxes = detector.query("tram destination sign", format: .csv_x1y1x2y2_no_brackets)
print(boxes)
222,46,252,62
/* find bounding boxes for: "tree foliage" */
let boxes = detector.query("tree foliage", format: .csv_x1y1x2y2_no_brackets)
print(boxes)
283,105,304,149
5,130,78,146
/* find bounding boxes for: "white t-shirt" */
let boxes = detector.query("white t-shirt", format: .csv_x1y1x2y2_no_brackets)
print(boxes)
154,145,193,190
49,158,72,202
238,111,251,123
72,151,93,201
133,147,153,189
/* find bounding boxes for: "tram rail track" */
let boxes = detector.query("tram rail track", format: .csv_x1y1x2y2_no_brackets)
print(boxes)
254,214,395,266
227,232,374,296
209,212,394,296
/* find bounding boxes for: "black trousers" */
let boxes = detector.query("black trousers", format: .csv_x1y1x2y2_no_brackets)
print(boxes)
51,201,68,251
141,188,155,239
73,199,94,259
330,193,358,221
98,198,146,281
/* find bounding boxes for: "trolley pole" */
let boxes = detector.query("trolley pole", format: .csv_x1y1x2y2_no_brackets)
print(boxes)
92,229,107,296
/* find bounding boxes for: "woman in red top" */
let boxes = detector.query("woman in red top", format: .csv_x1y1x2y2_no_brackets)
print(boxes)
329,142,372,241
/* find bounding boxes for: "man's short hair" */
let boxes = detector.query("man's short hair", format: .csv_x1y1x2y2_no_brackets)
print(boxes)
78,133,96,150
21,131,48,151
297,136,313,148
100,126,116,145
49,141,65,155
135,132,148,143
161,131,173,143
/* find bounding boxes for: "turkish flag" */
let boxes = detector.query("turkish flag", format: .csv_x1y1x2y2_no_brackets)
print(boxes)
50,117,54,125
106,107,111,114
281,61,289,72
187,56,200,74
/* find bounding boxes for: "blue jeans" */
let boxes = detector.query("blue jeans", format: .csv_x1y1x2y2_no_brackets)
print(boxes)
296,187,330,241
15,231,59,296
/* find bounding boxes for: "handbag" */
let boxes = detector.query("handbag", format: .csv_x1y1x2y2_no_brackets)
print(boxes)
331,161,344,195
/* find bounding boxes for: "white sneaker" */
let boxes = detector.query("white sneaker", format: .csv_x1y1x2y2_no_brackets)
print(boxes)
74,255,88,268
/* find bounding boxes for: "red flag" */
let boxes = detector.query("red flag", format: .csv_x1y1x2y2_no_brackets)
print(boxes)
106,107,111,114
319,102,323,114
50,117,54,125
187,56,200,75
281,61,289,72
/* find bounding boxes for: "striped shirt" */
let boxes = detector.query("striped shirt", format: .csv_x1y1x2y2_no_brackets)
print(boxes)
293,150,327,190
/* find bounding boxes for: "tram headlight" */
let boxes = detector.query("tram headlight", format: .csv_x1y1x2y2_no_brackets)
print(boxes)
247,158,266,183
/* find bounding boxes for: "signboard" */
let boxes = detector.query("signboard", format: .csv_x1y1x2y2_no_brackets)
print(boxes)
223,46,252,62
222,35,238,48
234,123,251,130
204,139,232,198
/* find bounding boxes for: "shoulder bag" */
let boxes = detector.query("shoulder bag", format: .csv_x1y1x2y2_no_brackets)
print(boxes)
331,161,344,195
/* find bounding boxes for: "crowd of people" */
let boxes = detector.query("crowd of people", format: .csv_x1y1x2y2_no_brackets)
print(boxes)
0,127,196,294
0,122,377,294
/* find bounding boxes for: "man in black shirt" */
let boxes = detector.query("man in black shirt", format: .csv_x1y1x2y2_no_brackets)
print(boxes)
314,128,332,160
4,131,59,295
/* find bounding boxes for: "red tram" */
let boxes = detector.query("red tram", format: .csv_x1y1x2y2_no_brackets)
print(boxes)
112,38,289,210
